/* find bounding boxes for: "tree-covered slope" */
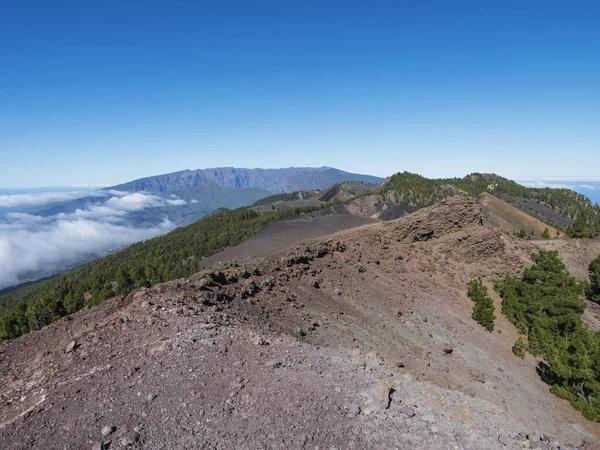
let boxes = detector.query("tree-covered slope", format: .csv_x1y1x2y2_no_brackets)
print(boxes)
496,250,600,421
381,172,600,236
251,190,320,207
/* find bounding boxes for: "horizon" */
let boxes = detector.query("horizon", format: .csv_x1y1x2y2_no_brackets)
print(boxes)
3,167,600,190
2,169,599,211
1,1,599,186
2,169,600,191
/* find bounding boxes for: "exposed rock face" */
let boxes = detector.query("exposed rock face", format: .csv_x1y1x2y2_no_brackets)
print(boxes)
1,197,598,449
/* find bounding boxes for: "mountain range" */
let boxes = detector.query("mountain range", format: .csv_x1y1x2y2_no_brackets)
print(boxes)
24,167,384,225
108,166,384,194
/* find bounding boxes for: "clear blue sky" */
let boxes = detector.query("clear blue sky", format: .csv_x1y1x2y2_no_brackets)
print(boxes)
1,0,598,187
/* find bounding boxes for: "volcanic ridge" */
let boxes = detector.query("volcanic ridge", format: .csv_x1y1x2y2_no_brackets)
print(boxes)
1,197,600,449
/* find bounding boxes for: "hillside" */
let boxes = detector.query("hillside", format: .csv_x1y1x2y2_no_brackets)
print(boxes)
109,166,385,194
317,182,380,203
476,192,560,238
1,197,599,449
379,172,600,235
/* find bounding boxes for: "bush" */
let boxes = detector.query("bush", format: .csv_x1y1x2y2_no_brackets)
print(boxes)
512,337,527,359
588,255,600,303
542,227,550,239
467,278,496,331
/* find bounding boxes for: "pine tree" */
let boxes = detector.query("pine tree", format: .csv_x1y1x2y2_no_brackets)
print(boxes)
472,296,496,331
513,337,527,359
542,227,551,239
588,255,600,303
467,278,496,331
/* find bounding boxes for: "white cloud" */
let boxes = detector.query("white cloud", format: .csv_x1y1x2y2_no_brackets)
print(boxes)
166,199,187,206
518,180,573,189
0,190,109,208
104,192,165,211
190,199,199,204
0,191,190,289
0,218,174,289
6,212,51,222
515,177,600,182
516,178,600,191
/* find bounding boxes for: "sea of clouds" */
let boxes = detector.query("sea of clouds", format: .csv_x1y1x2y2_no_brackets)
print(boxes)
0,189,187,289
515,178,600,205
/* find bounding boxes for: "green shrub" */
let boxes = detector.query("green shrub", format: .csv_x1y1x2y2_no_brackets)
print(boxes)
497,250,600,421
512,337,527,359
467,278,496,332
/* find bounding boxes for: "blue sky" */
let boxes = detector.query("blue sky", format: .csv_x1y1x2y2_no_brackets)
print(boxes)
1,0,599,187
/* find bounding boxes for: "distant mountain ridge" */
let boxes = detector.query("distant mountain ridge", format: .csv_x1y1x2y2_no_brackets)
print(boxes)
108,166,384,194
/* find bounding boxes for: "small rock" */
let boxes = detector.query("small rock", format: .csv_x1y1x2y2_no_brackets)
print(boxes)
122,432,140,446
498,435,512,447
265,359,282,368
403,397,417,406
422,414,436,423
527,431,540,442
65,341,77,354
101,425,114,437
399,405,416,417
146,393,156,402
343,403,361,418
252,337,268,346
91,442,106,450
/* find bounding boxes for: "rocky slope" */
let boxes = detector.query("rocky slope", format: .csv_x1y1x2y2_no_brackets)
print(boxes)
476,192,560,238
1,197,599,449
